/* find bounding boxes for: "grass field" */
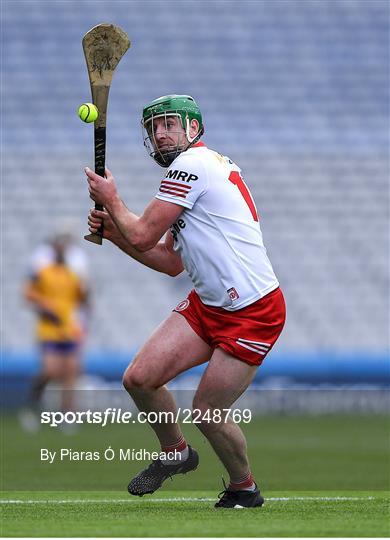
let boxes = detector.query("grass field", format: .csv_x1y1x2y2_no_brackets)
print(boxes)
1,413,389,536
1,490,389,537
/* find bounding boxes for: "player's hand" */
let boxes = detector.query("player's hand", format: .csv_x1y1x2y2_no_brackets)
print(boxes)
88,208,121,243
38,308,62,325
85,166,118,207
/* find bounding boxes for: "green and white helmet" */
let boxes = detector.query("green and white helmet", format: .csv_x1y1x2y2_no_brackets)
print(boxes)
141,95,204,167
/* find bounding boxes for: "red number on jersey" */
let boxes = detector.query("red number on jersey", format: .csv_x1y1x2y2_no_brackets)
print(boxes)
228,171,259,222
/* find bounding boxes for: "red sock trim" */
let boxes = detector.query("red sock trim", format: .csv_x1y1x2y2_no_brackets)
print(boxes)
161,436,187,453
229,472,255,490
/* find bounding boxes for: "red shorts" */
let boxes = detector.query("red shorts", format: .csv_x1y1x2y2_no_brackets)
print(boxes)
173,287,286,366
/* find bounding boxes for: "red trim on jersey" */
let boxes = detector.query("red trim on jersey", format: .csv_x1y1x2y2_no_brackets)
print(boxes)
161,181,192,191
192,141,206,148
159,189,187,198
159,180,192,199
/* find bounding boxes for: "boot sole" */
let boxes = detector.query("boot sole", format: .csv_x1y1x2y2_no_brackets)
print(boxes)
128,465,198,497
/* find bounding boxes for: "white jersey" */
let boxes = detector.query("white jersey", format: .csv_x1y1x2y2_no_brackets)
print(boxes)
155,142,279,311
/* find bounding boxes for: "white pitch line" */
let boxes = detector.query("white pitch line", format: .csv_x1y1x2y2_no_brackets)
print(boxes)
0,496,376,504
269,496,376,501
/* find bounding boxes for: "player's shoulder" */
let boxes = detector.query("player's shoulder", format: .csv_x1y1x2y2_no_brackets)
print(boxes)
184,142,218,163
171,142,230,172
66,246,89,280
166,145,208,184
187,143,239,170
30,244,54,272
171,143,206,167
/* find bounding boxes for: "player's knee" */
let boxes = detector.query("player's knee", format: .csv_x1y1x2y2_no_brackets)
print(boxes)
43,367,60,380
122,365,155,391
123,367,143,391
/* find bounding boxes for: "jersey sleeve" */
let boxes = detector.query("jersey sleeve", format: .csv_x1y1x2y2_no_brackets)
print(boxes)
155,152,208,210
30,244,53,273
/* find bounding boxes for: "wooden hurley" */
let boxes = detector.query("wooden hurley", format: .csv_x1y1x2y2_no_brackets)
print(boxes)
82,23,130,244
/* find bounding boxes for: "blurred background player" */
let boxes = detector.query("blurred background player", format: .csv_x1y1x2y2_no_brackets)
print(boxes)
20,229,90,431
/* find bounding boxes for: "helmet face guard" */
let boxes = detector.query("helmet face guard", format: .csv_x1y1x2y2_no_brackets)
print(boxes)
141,95,204,167
142,112,187,167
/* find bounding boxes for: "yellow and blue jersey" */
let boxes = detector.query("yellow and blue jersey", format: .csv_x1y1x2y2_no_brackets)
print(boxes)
26,263,86,343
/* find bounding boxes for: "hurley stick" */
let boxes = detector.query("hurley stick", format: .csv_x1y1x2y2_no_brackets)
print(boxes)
82,23,130,244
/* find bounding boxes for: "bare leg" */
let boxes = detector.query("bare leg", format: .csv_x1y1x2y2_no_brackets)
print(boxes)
60,351,81,412
193,348,258,482
21,350,65,432
123,312,212,446
30,373,50,405
29,350,63,407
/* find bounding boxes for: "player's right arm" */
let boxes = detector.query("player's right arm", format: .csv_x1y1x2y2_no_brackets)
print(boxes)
87,208,184,277
23,278,61,324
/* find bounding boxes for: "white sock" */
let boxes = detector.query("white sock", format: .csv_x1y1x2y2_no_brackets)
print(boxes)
242,482,256,492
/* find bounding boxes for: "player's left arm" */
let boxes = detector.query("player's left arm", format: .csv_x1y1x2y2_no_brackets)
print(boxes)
77,279,90,308
85,166,183,252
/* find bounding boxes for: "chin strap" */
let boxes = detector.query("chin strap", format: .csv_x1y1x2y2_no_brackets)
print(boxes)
153,148,181,168
186,127,204,149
